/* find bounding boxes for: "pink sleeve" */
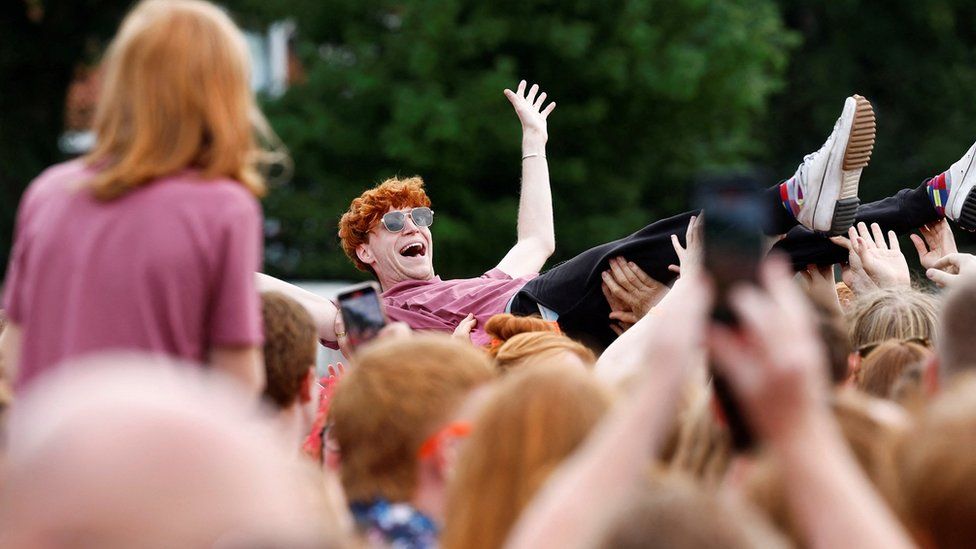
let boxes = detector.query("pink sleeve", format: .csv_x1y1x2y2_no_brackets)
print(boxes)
207,193,264,347
2,185,39,323
482,268,515,280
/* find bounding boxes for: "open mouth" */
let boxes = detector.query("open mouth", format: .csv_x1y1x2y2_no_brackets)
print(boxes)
399,242,427,258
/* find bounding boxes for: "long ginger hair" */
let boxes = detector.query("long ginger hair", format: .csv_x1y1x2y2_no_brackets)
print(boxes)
86,0,281,200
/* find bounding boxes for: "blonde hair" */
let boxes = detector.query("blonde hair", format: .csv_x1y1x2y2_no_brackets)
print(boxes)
86,0,282,200
442,363,611,549
847,289,938,351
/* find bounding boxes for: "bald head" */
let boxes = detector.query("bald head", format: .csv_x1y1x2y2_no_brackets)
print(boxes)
0,355,338,548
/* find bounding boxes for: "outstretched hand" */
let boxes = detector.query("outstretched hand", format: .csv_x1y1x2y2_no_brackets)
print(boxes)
830,222,910,292
504,80,556,147
926,252,976,288
911,219,958,270
669,215,704,277
709,258,829,445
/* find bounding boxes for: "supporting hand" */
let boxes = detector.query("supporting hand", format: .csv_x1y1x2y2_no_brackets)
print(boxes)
668,215,704,277
926,252,976,288
830,222,910,291
910,219,958,270
601,257,669,334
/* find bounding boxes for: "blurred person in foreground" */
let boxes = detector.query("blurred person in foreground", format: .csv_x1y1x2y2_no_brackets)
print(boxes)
260,292,321,452
482,313,595,373
442,362,610,549
0,356,342,548
505,260,914,549
328,334,494,547
0,0,280,394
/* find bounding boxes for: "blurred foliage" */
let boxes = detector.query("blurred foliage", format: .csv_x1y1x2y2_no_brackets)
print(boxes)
6,1,976,282
247,0,796,280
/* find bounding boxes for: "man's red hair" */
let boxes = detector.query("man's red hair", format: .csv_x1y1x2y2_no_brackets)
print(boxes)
338,176,432,272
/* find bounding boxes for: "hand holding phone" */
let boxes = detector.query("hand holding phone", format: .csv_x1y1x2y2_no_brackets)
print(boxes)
336,282,388,350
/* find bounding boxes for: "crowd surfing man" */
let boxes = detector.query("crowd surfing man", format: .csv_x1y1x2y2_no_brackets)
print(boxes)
262,83,976,349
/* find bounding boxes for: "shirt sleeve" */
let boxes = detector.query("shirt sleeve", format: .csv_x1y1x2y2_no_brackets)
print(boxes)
481,268,515,280
207,192,264,347
1,184,39,323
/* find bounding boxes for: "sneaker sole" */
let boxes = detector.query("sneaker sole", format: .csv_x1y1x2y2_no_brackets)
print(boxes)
828,95,876,235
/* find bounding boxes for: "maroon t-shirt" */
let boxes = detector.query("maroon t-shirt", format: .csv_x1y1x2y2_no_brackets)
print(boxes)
2,160,264,389
381,268,537,346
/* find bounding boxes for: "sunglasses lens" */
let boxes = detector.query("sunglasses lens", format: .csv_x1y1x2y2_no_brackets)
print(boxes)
382,212,406,232
412,207,434,227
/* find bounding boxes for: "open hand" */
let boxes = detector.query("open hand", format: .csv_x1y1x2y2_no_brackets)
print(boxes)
910,219,958,270
504,80,556,147
830,222,910,291
669,215,704,277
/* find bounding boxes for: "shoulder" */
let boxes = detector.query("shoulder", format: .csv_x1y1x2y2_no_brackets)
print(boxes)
157,173,262,220
17,159,91,217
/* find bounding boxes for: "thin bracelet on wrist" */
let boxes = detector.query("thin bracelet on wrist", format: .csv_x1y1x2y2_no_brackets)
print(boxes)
522,153,547,160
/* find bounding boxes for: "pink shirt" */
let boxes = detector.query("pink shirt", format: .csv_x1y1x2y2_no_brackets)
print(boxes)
381,268,537,346
3,160,264,389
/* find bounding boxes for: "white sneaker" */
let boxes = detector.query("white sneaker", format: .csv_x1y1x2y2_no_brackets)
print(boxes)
943,141,976,230
784,95,876,234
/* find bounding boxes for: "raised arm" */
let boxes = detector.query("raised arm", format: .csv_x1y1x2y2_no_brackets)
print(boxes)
255,273,341,343
495,81,556,278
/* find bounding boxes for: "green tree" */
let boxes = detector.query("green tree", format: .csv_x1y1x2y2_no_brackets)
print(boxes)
258,0,797,280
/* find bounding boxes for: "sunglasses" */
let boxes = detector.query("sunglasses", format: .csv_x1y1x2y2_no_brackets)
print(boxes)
381,207,434,232
857,337,931,359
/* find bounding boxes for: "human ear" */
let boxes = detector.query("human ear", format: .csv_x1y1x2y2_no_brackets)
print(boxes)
356,242,374,266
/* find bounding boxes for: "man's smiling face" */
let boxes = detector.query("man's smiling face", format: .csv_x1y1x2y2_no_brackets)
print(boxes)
356,207,435,290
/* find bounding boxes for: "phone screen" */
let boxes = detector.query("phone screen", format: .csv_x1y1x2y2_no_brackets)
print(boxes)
694,172,770,452
337,284,387,349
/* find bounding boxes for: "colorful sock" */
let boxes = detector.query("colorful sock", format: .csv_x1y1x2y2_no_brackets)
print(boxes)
927,172,949,217
779,178,804,219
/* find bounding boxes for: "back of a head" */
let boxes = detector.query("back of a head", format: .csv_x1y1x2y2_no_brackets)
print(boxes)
442,362,611,549
939,276,976,379
847,289,938,351
87,0,273,200
261,292,317,409
896,375,976,549
594,476,789,549
329,334,494,503
0,357,335,547
485,315,594,372
484,314,559,352
857,340,933,401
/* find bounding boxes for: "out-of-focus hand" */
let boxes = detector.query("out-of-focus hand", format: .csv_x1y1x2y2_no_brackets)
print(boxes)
453,313,477,342
926,252,976,288
799,263,841,314
326,362,346,381
709,258,830,446
669,215,704,277
504,80,556,149
377,322,412,340
910,219,958,271
830,222,910,291
333,314,353,359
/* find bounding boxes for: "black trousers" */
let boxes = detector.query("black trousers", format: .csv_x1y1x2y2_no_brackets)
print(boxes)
510,181,940,349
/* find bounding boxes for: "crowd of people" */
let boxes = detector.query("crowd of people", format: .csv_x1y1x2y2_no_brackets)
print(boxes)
6,0,976,547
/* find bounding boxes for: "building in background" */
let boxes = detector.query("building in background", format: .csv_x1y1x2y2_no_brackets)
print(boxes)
59,18,299,156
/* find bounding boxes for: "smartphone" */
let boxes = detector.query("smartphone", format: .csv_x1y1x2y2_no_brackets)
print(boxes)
336,281,387,349
693,171,770,452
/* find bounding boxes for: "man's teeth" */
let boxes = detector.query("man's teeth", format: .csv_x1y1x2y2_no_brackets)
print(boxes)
400,243,424,256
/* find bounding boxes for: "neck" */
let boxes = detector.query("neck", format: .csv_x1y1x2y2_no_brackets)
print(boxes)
276,402,311,451
411,477,444,524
